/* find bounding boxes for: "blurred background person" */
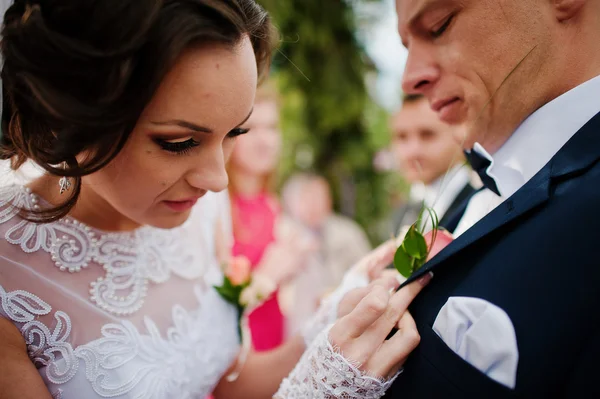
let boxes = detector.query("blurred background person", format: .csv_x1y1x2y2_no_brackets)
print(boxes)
279,173,372,336
389,93,477,235
227,83,313,352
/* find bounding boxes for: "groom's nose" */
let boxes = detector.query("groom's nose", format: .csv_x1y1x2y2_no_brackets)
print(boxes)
402,43,440,96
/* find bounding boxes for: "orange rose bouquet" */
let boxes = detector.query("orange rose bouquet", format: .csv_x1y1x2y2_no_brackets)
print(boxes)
214,255,276,341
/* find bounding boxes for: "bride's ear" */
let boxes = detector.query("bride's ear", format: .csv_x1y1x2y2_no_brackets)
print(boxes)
552,0,586,22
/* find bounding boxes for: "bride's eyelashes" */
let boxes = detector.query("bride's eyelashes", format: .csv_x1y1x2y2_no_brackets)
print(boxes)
228,127,251,138
154,137,200,155
153,128,251,155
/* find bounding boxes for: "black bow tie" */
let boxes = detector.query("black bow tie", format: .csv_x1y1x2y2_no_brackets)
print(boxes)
464,149,501,196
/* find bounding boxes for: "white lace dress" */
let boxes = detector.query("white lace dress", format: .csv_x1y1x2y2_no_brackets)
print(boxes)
0,184,400,399
0,185,240,399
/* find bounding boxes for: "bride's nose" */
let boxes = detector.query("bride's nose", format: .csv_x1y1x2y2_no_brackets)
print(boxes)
185,147,229,193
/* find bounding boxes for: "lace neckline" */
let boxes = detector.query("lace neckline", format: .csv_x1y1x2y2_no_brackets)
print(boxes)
0,185,208,317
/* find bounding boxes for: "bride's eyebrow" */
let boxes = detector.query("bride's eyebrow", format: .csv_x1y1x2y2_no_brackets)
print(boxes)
150,119,212,133
150,108,254,133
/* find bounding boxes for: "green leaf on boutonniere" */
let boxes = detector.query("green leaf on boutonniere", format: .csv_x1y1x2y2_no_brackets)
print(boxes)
394,211,435,278
394,245,414,278
402,225,428,260
413,257,426,272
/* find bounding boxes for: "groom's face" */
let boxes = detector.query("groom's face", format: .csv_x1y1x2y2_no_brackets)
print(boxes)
396,0,557,153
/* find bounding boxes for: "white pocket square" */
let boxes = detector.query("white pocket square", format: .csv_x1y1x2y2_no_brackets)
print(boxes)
432,296,519,389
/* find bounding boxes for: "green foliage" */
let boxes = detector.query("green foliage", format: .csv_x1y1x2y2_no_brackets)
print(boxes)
214,276,246,305
260,0,401,244
402,225,428,260
393,207,440,278
393,243,414,278
214,276,250,341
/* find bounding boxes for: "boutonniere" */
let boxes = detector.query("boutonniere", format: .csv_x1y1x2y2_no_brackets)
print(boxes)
394,208,454,278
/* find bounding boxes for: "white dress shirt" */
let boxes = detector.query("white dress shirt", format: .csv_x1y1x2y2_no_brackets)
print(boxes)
454,73,600,237
435,73,600,388
410,164,473,232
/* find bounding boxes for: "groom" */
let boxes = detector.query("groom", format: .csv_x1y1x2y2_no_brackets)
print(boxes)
385,0,600,397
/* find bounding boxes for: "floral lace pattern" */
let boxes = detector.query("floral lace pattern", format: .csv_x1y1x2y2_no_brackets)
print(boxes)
0,185,398,399
0,186,240,398
277,326,400,399
0,186,206,316
0,283,240,398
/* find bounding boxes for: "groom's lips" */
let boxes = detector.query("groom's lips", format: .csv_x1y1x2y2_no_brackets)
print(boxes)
431,97,461,123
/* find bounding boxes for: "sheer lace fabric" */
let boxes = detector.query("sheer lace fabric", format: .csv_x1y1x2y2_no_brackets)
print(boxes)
0,186,240,399
0,185,400,399
276,326,399,399
291,272,401,399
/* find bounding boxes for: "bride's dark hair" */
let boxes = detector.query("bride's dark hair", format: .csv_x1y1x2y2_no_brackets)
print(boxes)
0,0,275,222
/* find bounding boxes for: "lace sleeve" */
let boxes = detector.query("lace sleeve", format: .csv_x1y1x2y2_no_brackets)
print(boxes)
275,325,399,399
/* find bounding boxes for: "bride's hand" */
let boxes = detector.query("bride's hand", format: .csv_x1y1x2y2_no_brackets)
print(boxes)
329,273,431,378
276,274,432,399
336,274,400,320
300,242,406,348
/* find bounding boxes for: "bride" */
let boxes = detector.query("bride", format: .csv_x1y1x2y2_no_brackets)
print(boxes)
0,0,430,398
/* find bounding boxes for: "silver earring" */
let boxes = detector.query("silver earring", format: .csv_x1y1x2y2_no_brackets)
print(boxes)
58,162,71,195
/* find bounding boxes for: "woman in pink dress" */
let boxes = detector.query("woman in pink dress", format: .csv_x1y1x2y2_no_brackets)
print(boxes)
227,84,309,352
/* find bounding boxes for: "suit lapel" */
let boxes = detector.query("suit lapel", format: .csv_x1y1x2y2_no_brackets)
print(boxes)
401,168,551,286
400,110,600,288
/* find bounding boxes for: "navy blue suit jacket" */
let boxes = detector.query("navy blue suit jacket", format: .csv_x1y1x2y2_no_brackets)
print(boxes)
384,111,600,398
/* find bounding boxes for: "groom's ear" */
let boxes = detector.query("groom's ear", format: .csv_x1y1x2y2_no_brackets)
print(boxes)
552,0,586,22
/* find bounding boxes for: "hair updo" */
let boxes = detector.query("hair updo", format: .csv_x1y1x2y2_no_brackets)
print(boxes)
0,0,275,222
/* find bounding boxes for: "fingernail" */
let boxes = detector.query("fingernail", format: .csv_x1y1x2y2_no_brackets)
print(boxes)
418,271,434,286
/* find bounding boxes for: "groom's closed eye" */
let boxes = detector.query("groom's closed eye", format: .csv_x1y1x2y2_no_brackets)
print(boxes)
429,14,454,39
400,0,461,45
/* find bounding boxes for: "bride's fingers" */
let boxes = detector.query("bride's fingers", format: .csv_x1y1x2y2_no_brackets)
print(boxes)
330,274,428,368
337,275,400,319
335,286,370,319
367,311,420,378
358,273,432,346
371,274,402,292
330,284,390,351
379,269,405,285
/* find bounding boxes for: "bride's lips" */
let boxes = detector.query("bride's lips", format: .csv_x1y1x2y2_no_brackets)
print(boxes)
163,197,200,212
431,97,461,123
